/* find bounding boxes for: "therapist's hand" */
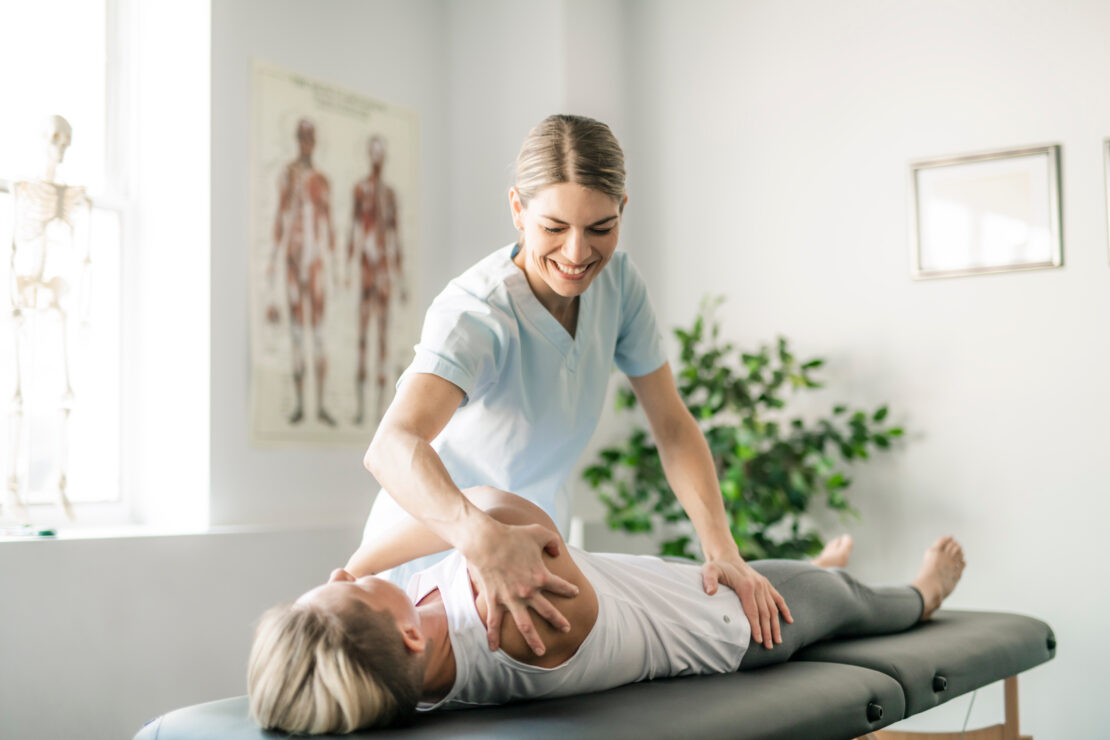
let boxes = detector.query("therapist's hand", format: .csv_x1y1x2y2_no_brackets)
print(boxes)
703,554,793,650
464,520,580,656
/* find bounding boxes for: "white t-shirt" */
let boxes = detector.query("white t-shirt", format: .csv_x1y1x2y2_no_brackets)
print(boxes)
408,546,751,710
363,244,666,584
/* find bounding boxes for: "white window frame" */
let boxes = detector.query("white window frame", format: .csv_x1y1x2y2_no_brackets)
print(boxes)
1,0,211,531
0,1,133,527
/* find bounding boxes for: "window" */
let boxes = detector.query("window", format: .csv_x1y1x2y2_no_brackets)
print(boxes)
0,0,128,523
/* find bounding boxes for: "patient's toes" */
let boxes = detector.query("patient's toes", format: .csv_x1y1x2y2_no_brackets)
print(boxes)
812,534,854,568
936,539,964,596
914,536,965,620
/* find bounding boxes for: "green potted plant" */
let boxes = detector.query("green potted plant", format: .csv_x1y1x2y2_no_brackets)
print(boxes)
582,298,905,561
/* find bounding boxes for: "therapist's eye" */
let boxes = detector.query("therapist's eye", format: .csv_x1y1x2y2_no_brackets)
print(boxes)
589,227,614,235
542,226,566,234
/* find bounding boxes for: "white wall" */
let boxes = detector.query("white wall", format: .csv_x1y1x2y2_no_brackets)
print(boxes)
209,0,451,527
444,0,629,273
623,0,1110,735
0,527,358,740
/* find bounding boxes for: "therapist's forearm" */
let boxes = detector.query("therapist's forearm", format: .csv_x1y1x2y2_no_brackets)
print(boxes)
656,411,741,562
364,425,499,557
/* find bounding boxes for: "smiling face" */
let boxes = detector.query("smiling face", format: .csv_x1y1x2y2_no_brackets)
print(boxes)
510,182,627,311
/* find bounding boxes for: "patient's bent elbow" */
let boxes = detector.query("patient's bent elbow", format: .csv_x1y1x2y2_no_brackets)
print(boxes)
363,433,388,478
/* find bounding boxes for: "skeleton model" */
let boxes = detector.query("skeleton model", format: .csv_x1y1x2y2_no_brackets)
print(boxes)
5,115,91,523
347,135,404,424
268,119,338,426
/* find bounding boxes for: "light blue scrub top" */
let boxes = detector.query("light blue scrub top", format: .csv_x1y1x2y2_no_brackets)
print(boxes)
365,243,666,585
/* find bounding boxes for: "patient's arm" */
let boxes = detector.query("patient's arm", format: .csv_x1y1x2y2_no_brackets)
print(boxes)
346,486,528,575
345,512,451,576
346,486,599,668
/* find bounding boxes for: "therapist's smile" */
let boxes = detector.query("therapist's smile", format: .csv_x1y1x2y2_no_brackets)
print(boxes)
550,259,593,279
511,181,627,308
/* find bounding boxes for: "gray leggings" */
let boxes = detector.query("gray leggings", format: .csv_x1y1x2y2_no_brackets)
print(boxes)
737,560,924,671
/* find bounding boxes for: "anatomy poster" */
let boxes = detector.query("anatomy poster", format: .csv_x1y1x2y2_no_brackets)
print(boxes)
250,59,420,447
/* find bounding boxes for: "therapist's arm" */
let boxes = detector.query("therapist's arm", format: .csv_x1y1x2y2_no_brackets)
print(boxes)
364,373,579,656
628,362,793,650
346,486,553,576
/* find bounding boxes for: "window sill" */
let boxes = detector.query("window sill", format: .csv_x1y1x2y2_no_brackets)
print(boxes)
0,521,357,543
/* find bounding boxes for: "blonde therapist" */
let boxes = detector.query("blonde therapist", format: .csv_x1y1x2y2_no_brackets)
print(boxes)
354,114,792,658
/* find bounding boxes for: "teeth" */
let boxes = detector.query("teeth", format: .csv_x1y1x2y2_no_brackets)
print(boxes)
552,261,588,275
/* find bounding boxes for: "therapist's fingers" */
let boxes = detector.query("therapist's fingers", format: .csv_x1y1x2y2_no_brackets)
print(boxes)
522,525,568,578
539,571,579,600
521,525,579,599
701,562,721,596
506,600,548,657
527,592,571,634
760,599,774,649
737,586,763,646
774,588,793,624
485,597,505,652
769,597,783,646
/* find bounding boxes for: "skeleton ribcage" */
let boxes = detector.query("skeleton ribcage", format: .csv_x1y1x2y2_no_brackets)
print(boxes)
13,180,87,243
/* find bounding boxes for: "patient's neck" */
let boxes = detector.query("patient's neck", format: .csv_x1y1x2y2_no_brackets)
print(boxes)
417,598,455,701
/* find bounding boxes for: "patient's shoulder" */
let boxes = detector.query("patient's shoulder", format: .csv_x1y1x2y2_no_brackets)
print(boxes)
460,488,600,667
474,546,599,669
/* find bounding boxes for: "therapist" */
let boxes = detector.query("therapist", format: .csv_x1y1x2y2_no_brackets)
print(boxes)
357,114,791,658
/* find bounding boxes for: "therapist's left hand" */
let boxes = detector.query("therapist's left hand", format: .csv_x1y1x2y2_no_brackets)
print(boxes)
703,554,793,650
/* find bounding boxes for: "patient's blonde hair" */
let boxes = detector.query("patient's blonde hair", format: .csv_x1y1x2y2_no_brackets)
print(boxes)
247,599,422,734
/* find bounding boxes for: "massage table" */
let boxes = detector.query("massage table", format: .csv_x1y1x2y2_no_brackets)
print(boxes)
134,610,1055,739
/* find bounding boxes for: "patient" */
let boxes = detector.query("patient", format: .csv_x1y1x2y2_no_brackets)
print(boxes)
248,487,965,735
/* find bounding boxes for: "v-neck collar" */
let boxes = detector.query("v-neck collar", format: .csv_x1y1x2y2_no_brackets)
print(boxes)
505,243,591,369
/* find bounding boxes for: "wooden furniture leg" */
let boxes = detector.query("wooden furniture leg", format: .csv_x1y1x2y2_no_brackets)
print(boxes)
857,676,1032,740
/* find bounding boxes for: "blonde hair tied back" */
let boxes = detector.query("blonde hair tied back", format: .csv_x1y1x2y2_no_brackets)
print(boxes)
514,114,626,207
247,600,422,735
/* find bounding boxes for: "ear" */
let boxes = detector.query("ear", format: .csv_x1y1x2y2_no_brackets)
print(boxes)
508,187,525,231
398,622,427,655
619,193,629,215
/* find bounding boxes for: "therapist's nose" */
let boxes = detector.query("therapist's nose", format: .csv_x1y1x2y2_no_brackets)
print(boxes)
563,229,590,263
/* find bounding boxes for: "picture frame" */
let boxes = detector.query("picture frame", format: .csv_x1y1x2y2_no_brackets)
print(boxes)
248,59,422,447
909,144,1062,280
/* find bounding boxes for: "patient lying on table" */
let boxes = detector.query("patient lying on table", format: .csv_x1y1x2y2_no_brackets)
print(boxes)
247,487,964,735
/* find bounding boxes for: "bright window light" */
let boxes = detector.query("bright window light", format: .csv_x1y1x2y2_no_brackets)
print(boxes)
0,0,124,520
0,0,108,189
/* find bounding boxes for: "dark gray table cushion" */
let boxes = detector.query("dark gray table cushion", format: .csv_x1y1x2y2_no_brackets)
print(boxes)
134,661,905,740
793,609,1056,717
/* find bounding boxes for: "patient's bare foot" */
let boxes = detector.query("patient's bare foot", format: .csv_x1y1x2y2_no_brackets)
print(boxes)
812,534,853,568
911,536,965,620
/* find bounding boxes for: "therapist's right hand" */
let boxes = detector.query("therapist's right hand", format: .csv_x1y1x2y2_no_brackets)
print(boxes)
465,520,580,656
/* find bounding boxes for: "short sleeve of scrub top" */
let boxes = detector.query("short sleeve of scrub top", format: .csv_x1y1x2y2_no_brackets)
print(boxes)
364,245,666,586
614,256,665,377
399,275,512,406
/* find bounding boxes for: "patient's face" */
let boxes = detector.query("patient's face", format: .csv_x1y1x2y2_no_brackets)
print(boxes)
297,569,418,627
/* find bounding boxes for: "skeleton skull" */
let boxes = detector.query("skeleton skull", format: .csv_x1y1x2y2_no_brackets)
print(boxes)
42,115,73,180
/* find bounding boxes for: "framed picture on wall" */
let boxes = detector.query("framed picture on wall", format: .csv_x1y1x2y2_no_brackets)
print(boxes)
248,59,422,447
909,144,1062,280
